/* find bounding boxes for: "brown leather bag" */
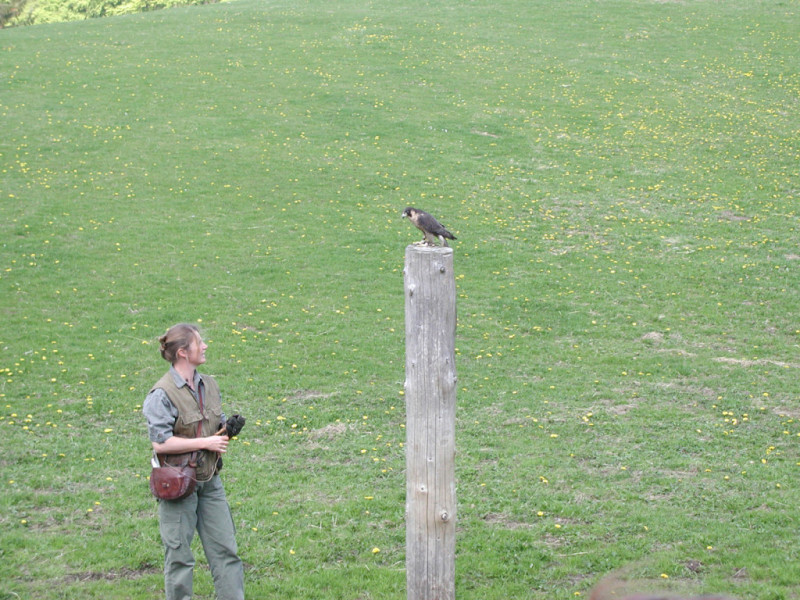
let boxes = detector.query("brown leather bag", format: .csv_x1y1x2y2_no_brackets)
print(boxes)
149,452,198,501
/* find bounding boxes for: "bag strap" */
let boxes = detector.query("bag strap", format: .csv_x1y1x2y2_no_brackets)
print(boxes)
192,382,204,466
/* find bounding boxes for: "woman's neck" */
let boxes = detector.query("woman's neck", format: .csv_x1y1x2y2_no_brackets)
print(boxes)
173,361,196,389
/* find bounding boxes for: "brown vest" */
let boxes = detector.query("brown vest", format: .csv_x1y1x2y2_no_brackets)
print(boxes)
152,371,223,481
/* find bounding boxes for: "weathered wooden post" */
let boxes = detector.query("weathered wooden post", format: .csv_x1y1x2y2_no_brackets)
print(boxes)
404,244,457,600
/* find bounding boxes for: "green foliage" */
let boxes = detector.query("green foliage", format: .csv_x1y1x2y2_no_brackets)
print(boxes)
1,0,799,598
0,0,26,27
8,0,218,26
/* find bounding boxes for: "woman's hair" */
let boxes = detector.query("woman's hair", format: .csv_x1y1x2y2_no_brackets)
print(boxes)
158,323,201,364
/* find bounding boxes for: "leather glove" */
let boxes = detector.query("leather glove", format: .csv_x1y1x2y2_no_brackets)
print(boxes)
224,414,246,437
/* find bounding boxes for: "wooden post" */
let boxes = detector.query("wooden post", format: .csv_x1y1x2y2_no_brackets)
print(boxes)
404,244,457,600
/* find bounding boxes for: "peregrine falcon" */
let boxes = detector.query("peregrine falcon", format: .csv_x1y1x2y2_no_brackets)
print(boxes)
401,207,457,247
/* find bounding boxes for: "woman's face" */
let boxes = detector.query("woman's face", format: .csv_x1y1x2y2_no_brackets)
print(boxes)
183,333,207,366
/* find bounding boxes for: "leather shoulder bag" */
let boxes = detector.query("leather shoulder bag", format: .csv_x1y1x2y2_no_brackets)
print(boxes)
149,450,198,501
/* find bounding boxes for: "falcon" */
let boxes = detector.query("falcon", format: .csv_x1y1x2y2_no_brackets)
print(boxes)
401,207,457,247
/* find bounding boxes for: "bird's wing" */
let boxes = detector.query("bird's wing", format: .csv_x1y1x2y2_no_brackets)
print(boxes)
417,212,449,236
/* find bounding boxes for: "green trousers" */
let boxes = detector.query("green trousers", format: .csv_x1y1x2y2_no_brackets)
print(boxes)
158,475,245,600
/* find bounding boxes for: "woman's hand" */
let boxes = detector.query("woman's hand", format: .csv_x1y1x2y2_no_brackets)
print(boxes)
204,435,230,453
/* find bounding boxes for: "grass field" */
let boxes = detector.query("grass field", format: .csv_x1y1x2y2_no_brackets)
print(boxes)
1,0,799,598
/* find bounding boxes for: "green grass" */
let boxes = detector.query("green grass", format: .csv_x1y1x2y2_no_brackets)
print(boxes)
1,0,799,598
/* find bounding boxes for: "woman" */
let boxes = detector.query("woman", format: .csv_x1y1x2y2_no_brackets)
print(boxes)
143,323,245,600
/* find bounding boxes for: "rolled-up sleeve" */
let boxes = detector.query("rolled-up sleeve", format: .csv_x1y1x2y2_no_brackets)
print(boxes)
143,388,178,444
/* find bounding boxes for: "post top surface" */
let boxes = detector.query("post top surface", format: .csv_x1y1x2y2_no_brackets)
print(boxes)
405,244,454,255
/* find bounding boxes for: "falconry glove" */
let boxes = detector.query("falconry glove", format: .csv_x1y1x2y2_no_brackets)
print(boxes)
224,414,246,437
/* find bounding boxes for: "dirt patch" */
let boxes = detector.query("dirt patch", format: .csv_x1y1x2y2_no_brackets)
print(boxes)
481,512,532,530
641,331,664,344
714,357,799,368
63,565,160,583
773,406,800,419
308,422,348,440
717,210,750,222
288,389,337,401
